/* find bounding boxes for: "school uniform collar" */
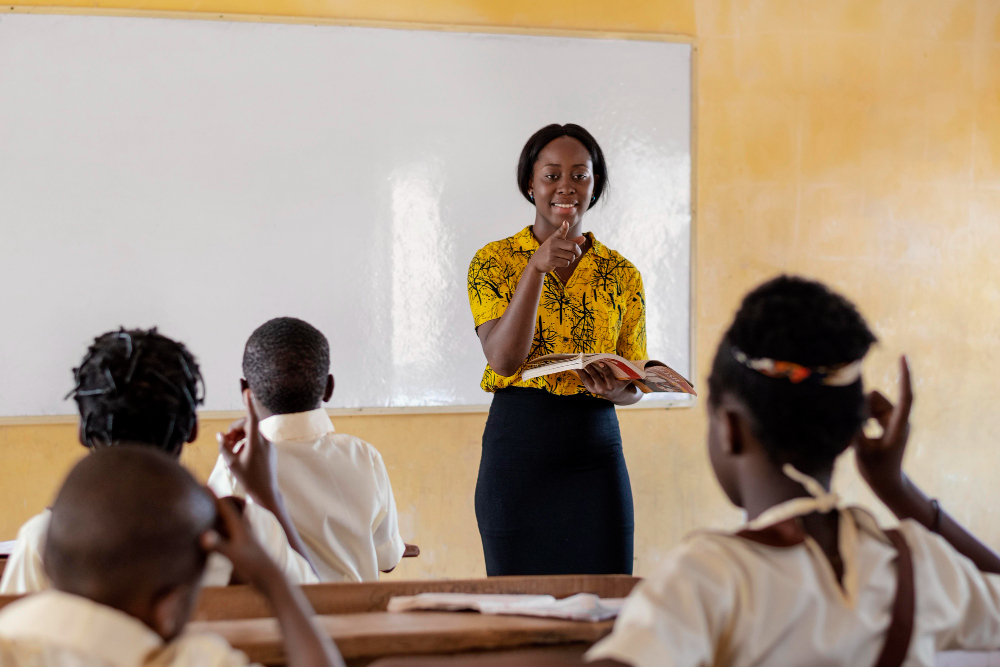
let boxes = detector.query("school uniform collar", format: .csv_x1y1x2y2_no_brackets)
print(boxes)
259,408,335,443
0,589,163,667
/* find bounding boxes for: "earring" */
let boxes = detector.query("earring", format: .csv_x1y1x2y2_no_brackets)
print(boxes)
591,195,596,204
529,193,534,201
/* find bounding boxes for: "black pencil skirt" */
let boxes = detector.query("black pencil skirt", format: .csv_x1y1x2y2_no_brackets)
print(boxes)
475,387,634,576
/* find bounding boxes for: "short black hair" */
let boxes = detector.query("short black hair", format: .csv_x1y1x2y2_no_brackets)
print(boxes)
243,317,330,415
45,446,215,610
517,124,609,205
68,328,203,456
708,276,877,476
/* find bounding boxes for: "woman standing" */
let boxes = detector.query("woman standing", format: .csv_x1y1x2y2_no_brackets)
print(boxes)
467,124,647,576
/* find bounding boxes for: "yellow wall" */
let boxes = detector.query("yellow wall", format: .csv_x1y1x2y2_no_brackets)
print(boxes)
3,0,1000,581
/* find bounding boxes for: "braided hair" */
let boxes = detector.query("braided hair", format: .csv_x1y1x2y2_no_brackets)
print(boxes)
67,328,204,456
707,276,877,476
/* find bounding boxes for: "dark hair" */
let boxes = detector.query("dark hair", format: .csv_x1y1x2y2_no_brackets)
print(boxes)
68,328,203,456
243,317,330,415
707,275,877,476
517,124,608,205
45,446,215,609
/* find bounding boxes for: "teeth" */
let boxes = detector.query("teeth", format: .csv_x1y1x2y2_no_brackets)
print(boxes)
553,203,576,208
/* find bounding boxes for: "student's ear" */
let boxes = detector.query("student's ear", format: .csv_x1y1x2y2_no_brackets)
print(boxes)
240,378,249,394
150,583,199,641
722,409,744,456
323,374,334,403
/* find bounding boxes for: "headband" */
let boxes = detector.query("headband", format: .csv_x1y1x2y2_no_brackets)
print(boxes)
732,347,863,387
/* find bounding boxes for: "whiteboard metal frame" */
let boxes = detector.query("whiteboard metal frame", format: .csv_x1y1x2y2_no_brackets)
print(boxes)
0,8,698,422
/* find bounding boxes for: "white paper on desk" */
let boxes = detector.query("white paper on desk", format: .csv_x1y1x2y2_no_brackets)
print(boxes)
386,593,625,622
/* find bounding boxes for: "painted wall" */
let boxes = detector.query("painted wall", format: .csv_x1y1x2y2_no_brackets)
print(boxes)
3,0,1000,581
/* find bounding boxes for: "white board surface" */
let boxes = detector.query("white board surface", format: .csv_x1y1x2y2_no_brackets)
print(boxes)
0,13,692,415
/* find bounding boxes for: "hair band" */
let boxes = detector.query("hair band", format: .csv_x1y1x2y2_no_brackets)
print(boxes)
732,347,863,386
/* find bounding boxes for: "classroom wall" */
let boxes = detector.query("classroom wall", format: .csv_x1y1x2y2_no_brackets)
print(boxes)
3,0,1000,580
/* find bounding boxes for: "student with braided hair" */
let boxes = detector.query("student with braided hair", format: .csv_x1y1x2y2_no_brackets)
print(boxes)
0,328,318,594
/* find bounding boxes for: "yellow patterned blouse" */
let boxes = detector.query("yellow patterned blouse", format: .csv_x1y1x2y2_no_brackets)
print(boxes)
468,225,647,395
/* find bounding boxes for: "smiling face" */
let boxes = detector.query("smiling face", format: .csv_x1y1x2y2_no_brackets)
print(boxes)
529,136,597,233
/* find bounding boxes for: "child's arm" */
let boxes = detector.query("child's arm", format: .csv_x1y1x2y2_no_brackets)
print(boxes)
217,391,317,574
854,356,1000,574
204,495,344,667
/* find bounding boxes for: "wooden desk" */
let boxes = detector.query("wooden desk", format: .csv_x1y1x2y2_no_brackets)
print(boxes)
0,540,16,581
193,575,640,621
189,611,613,667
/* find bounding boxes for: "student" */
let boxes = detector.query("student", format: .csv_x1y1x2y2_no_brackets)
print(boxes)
585,276,1000,666
208,317,411,583
381,276,1000,667
0,446,343,667
0,328,317,594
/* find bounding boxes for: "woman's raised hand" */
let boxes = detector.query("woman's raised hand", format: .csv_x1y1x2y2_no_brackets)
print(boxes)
528,221,586,274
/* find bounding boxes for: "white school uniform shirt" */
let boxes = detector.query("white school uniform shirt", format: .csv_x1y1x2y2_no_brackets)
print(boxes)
0,503,317,595
587,500,1000,667
207,408,406,583
0,589,257,667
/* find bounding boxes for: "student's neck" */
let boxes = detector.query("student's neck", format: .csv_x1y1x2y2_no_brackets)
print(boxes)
740,460,833,522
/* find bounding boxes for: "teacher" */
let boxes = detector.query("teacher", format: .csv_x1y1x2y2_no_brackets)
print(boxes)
467,123,647,576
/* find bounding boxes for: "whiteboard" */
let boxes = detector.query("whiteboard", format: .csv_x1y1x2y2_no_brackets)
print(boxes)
0,13,692,415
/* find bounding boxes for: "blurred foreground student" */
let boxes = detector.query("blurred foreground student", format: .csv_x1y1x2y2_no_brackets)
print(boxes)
382,276,1000,667
208,317,413,583
586,276,1000,666
0,328,317,594
0,447,343,667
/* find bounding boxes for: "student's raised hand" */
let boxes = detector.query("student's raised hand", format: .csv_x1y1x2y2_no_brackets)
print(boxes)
201,492,282,590
528,221,585,274
217,389,280,508
575,362,637,405
852,356,913,502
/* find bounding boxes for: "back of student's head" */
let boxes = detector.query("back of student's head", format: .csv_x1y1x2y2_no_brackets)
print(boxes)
708,275,877,476
44,446,215,614
243,317,330,414
69,328,203,456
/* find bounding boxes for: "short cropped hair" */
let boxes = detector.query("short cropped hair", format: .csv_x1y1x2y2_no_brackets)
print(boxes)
707,276,877,476
68,328,203,456
243,317,330,415
44,446,215,609
516,124,609,205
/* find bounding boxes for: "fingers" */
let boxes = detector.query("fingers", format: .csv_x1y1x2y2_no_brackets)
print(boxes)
867,391,894,428
554,221,569,239
886,355,913,444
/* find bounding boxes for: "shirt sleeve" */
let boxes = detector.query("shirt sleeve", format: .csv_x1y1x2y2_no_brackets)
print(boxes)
900,520,1000,652
243,504,319,585
468,244,515,329
0,512,52,595
206,452,245,500
585,536,736,667
616,265,647,361
370,450,406,572
149,632,260,667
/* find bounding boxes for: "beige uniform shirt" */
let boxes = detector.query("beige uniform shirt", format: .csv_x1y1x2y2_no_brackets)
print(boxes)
0,503,317,595
208,409,405,582
587,506,1000,667
0,590,256,667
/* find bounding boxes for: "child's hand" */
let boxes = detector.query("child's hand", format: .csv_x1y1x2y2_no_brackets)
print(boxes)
201,492,281,591
218,390,280,508
852,356,913,501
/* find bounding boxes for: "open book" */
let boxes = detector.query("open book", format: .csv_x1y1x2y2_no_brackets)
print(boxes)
521,353,696,395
